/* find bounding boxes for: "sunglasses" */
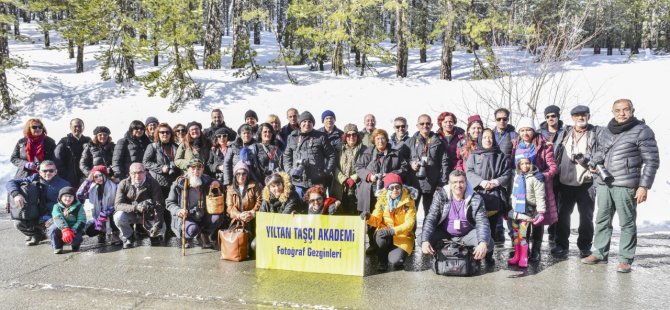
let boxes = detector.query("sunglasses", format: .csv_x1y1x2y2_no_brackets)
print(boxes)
418,122,432,127
308,197,324,204
216,134,228,138
345,133,358,137
40,169,56,173
395,125,407,129
133,126,145,131
388,184,402,191
546,114,558,119
496,117,508,122
235,172,248,176
174,128,186,133
158,131,171,135
31,125,43,130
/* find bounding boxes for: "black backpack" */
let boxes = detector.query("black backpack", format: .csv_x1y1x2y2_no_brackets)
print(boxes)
6,180,44,221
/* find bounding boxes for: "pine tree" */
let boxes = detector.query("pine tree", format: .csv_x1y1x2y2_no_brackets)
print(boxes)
57,0,111,73
203,0,223,69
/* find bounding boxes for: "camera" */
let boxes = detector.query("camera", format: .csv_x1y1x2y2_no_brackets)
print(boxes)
596,164,614,183
416,158,428,180
290,159,308,181
168,162,177,175
571,153,589,167
375,173,384,192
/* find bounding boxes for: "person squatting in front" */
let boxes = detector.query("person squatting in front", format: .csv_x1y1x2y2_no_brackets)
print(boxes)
166,158,223,249
361,173,417,271
226,161,262,252
49,187,86,254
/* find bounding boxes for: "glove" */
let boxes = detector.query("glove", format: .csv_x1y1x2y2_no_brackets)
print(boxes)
533,212,545,226
25,162,34,170
61,228,75,243
534,171,545,182
360,212,370,221
344,178,355,189
377,228,394,239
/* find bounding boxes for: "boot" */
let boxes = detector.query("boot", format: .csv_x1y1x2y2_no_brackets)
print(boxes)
518,243,529,268
507,243,521,265
529,225,544,262
200,233,213,249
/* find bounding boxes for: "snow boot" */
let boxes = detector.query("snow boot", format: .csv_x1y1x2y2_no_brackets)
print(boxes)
507,243,521,265
518,244,529,268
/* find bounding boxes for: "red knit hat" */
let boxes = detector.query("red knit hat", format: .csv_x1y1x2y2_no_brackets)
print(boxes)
467,115,482,126
90,165,109,178
383,173,403,189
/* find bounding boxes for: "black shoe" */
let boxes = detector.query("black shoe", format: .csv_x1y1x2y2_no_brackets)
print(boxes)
494,234,505,245
485,252,495,265
26,234,45,246
579,249,592,258
71,245,80,252
529,249,541,262
25,235,31,242
123,239,134,249
149,237,161,246
377,262,388,272
97,233,107,244
551,246,568,258
200,234,213,249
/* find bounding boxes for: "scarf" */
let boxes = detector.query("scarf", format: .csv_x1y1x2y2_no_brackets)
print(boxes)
386,191,401,213
512,172,527,213
607,117,639,134
25,134,46,163
514,141,537,166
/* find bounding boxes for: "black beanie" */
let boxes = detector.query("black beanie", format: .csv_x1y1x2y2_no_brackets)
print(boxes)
244,109,258,121
58,186,77,201
544,105,561,117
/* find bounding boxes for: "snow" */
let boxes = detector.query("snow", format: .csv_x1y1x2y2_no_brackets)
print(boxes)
1,22,668,232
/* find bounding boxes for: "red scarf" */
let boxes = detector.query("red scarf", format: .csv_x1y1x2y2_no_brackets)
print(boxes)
25,134,46,163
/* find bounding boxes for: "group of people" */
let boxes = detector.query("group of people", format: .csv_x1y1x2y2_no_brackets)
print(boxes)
6,98,659,274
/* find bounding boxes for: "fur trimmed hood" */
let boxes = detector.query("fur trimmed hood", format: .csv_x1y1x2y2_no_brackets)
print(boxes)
261,171,293,203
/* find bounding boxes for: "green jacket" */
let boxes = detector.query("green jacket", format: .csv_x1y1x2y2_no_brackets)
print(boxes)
52,201,87,231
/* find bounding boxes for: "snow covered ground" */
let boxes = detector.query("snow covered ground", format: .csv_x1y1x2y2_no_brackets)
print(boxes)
1,23,668,232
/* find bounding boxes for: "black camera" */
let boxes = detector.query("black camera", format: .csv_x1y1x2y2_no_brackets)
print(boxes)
290,159,308,181
375,173,384,192
572,153,589,167
416,158,427,180
168,162,177,175
596,164,614,183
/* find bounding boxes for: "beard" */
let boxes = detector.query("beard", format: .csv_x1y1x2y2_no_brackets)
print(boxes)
188,174,203,188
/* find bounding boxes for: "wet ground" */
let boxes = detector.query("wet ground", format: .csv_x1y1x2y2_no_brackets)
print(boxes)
1,214,670,309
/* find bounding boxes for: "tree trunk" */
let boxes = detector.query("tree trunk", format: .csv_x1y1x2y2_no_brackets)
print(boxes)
0,6,14,118
68,39,74,58
204,0,223,69
439,1,454,80
231,0,248,68
44,30,50,48
417,0,428,63
594,44,600,54
13,6,19,36
395,2,407,78
606,36,612,55
277,0,284,43
76,44,84,73
254,22,261,45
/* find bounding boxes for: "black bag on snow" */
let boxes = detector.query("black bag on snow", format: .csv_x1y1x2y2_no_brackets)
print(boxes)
432,241,480,277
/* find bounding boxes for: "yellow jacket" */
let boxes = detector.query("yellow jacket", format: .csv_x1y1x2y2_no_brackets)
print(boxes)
367,187,417,255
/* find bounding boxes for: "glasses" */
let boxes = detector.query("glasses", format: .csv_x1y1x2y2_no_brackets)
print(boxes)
418,122,432,127
388,184,402,191
345,133,357,138
496,117,508,122
174,128,186,133
308,197,324,204
395,125,407,129
546,114,557,119
130,171,145,175
235,172,248,176
31,125,43,130
158,131,171,135
133,126,145,131
93,174,105,179
216,134,228,139
40,169,55,173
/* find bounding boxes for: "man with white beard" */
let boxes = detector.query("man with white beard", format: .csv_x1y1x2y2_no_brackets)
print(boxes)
114,162,164,249
551,105,598,259
166,158,223,249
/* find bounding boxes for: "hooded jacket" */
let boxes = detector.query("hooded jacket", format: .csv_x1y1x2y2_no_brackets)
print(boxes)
508,166,546,221
260,172,303,214
367,186,418,255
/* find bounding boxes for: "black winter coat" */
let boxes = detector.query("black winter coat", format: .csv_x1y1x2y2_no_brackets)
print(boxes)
466,147,512,213
54,134,91,187
112,133,151,179
208,146,231,183
80,141,115,177
203,123,237,143
143,142,180,188
421,186,490,245
223,141,265,186
318,126,344,150
404,132,449,193
10,136,56,178
355,144,408,212
283,130,336,188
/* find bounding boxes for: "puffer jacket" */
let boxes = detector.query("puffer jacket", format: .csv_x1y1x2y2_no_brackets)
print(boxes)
52,200,87,231
208,146,230,183
260,172,303,214
590,120,659,189
367,186,417,255
355,144,408,212
223,141,264,185
165,175,218,221
405,131,449,193
283,129,336,188
318,126,344,150
332,143,365,200
226,182,262,220
143,142,180,188
112,133,151,179
437,127,465,173
10,136,57,178
54,134,91,187
421,184,490,245
508,166,546,221
80,140,115,177
6,174,70,216
257,143,283,179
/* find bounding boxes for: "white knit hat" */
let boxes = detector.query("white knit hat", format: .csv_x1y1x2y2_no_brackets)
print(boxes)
516,116,536,131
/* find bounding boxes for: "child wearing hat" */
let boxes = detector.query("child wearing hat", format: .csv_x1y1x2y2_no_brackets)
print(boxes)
50,187,87,254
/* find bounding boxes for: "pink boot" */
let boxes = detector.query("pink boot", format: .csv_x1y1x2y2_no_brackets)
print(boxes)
507,243,521,265
518,244,529,268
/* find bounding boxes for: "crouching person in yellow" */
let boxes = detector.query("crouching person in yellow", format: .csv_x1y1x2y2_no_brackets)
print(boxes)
361,173,416,271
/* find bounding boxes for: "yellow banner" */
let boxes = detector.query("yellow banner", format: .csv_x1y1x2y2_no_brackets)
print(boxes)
255,213,365,276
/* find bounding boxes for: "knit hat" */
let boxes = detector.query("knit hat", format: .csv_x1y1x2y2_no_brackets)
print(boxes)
516,116,536,131
383,173,403,189
298,111,315,124
214,127,231,137
571,105,590,115
58,186,77,201
467,115,482,126
186,121,202,131
188,158,204,167
321,110,336,122
233,161,249,173
544,105,561,117
145,116,159,126
93,126,111,135
343,123,358,133
90,165,109,178
244,109,258,121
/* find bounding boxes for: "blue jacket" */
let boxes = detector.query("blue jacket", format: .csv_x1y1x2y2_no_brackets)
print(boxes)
6,174,71,215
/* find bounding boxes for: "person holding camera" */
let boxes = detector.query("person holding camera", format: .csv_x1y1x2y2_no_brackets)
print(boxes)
166,159,223,249
406,114,449,221
582,99,659,273
283,111,336,199
551,105,598,259
113,163,164,249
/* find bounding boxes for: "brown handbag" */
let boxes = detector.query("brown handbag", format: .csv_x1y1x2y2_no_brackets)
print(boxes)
206,187,225,214
218,220,250,262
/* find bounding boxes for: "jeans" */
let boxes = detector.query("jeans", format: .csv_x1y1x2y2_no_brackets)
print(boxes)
48,225,84,249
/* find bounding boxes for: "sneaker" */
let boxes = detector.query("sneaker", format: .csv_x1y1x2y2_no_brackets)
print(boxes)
551,246,568,258
616,262,632,273
123,239,134,249
54,248,63,254
579,249,592,258
111,233,122,246
581,255,607,265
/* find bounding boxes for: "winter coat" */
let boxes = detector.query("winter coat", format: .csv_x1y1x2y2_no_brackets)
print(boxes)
590,119,659,189
257,143,283,179
360,129,374,148
166,175,218,222
437,127,465,174
318,126,344,150
174,142,211,172
10,136,57,178
283,129,336,188
112,133,151,179
404,132,449,193
76,179,117,219
80,140,115,178
54,134,91,188
307,197,340,215
279,124,298,148
493,125,517,157
508,166,546,221
52,201,87,231
332,143,365,200
203,123,237,143
114,176,164,215
6,174,70,216
260,172,303,214
389,132,410,151
367,186,417,255
355,144,408,212
223,141,264,185
421,184,490,246
466,146,512,215
557,124,598,186
208,146,230,183
539,121,567,162
143,142,180,188
226,182,262,220
512,135,558,225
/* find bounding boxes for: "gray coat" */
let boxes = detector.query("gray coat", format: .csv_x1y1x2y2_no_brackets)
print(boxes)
404,132,449,193
283,129,336,188
143,142,180,188
590,120,659,189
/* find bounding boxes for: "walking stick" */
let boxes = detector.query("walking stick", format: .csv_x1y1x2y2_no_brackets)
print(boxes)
182,177,189,256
